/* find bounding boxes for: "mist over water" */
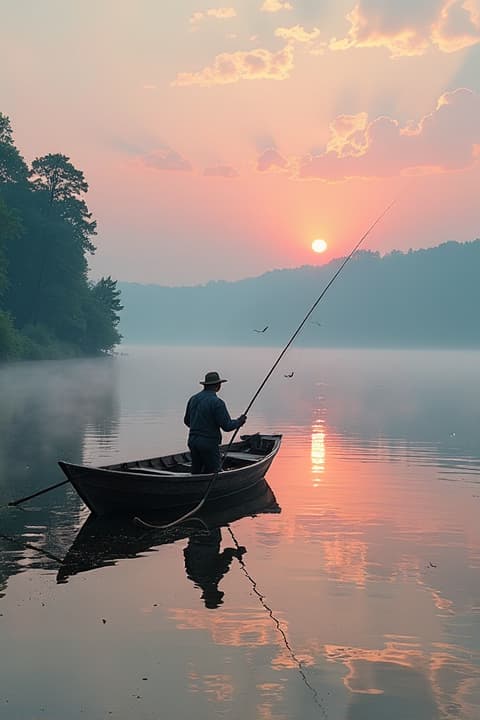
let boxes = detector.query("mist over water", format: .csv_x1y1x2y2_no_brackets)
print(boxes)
0,346,479,719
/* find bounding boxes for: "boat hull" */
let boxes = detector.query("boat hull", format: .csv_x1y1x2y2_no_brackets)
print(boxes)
59,434,281,516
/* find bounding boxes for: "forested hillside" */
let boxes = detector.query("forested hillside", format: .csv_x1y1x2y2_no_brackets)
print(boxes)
119,240,480,348
0,113,122,360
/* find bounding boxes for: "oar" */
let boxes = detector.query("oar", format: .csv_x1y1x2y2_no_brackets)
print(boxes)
1,479,70,510
135,197,398,531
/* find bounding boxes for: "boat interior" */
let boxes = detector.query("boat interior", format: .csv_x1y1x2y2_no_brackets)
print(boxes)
106,434,278,475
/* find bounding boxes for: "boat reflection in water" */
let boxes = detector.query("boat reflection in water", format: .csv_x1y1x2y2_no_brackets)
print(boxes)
57,479,280,590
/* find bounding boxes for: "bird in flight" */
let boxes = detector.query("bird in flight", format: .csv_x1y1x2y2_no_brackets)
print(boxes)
284,371,294,378
253,326,269,333
309,320,322,327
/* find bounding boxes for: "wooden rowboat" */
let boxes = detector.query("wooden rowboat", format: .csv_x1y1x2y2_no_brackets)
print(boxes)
58,433,282,516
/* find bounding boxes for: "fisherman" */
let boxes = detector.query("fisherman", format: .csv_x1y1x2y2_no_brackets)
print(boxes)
184,371,247,474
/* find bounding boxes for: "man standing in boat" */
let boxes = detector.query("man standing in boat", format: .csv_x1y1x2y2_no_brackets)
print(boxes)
184,371,247,474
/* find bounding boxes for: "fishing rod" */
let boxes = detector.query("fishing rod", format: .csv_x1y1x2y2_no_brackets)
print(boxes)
135,197,397,531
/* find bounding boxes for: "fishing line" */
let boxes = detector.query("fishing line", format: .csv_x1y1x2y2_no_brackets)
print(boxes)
135,197,397,530
227,526,328,717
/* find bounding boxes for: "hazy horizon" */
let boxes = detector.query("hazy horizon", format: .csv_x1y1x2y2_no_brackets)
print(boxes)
114,237,476,288
117,240,480,348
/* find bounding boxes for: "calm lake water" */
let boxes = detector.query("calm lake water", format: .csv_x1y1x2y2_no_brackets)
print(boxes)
1,346,479,720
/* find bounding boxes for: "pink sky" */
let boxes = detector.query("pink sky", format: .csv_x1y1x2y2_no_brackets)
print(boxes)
1,1,480,284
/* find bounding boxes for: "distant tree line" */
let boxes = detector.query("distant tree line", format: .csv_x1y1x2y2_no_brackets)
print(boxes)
0,113,122,360
119,240,480,348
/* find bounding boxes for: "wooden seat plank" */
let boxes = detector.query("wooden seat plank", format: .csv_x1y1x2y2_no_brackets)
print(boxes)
226,451,264,462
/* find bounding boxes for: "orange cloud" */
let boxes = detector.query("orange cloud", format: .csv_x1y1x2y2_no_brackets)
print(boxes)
331,0,480,56
274,24,323,50
143,148,192,172
204,164,239,177
432,0,480,51
298,88,480,180
261,0,293,12
173,44,294,86
275,24,320,43
325,112,369,156
190,7,237,27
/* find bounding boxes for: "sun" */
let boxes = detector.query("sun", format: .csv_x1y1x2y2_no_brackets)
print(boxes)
312,238,328,254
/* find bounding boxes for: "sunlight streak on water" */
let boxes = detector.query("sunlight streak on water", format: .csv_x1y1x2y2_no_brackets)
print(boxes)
311,421,326,486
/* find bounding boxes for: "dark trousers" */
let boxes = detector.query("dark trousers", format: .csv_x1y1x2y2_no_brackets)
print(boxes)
188,436,221,474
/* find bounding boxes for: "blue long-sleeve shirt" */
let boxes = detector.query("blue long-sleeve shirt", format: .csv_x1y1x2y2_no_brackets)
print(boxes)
184,389,242,443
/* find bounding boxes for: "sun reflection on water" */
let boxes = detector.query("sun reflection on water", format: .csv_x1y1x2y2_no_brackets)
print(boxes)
311,419,326,486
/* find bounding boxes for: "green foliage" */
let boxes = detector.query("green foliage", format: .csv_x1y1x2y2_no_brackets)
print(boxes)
0,114,123,361
0,196,22,295
0,113,29,184
19,324,77,360
92,276,124,323
0,310,22,360
30,153,97,254
30,153,88,201
82,277,123,353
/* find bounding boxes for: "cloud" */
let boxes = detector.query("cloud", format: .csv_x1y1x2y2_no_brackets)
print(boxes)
190,7,237,27
261,0,293,12
257,148,288,171
204,164,239,177
143,149,192,172
274,24,325,54
325,113,369,155
173,44,295,86
275,24,321,43
432,0,480,51
297,88,480,180
330,0,480,56
109,137,148,156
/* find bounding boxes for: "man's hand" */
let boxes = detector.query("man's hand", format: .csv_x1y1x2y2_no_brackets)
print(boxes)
238,414,247,427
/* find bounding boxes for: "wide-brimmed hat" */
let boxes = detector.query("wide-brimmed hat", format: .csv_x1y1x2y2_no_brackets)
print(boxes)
200,371,227,386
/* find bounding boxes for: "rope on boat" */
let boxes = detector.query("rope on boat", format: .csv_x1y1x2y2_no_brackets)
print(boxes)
135,198,397,531
133,515,208,530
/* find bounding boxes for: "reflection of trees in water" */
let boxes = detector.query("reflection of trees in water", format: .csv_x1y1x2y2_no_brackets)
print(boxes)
0,358,119,594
